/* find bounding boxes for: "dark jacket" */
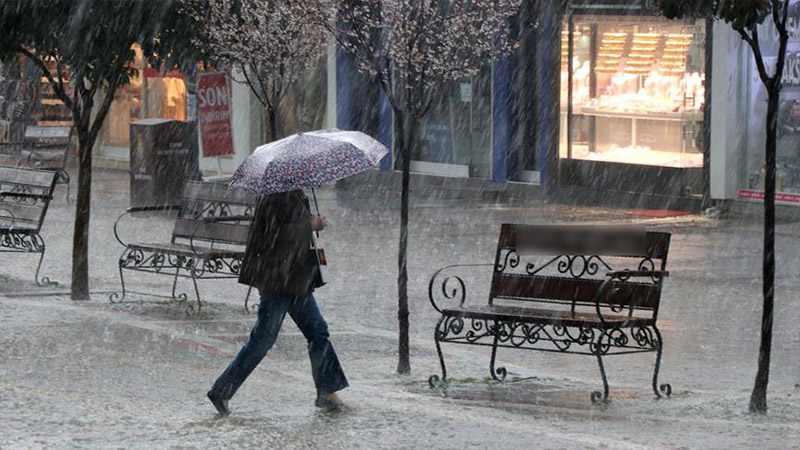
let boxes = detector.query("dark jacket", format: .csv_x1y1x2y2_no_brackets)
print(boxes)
238,190,319,296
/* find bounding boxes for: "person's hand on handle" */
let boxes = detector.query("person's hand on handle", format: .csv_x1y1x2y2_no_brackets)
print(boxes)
311,214,327,232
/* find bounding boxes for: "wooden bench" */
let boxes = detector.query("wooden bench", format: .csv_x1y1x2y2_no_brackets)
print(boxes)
110,181,257,312
18,126,73,202
428,223,672,402
0,166,58,285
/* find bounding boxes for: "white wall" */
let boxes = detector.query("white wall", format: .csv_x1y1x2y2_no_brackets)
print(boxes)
710,22,747,200
326,44,337,129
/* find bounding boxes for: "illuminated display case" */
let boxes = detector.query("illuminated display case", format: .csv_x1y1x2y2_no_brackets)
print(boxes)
560,11,707,198
35,57,72,127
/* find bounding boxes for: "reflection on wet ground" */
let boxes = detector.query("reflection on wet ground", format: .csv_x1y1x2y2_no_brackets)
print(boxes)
1,170,800,447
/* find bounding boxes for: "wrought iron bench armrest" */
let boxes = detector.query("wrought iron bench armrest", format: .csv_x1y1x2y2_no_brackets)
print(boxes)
593,270,668,327
125,204,182,214
606,270,669,281
0,191,52,201
428,264,494,314
114,204,182,247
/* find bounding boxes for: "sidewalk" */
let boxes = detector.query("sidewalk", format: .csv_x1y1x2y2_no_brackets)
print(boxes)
1,168,800,448
1,292,798,449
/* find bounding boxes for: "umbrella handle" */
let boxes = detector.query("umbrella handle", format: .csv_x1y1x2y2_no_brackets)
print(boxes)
311,188,320,214
311,188,320,238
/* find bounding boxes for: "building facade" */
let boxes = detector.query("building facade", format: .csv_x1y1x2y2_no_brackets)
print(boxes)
82,0,800,211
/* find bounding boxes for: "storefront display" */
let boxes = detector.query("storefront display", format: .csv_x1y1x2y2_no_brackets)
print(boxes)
410,64,492,178
278,59,327,137
741,1,800,203
561,16,706,172
100,46,185,149
0,60,27,143
35,57,72,127
0,58,51,145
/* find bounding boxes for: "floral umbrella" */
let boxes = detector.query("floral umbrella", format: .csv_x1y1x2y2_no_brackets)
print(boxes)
228,129,389,196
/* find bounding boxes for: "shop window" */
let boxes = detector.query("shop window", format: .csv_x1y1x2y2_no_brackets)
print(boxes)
560,16,706,169
743,1,800,199
144,71,186,122
410,63,493,178
277,56,328,137
101,45,186,149
0,58,39,144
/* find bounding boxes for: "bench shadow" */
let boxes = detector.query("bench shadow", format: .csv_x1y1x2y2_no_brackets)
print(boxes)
420,378,640,411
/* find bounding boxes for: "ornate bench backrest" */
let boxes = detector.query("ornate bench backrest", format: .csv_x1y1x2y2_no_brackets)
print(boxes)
171,181,257,247
0,166,57,233
491,223,671,319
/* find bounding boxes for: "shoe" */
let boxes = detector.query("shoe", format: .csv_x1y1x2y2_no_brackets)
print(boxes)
315,392,344,412
207,390,230,417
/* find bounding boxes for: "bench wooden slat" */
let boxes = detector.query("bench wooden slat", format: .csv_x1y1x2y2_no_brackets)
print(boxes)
183,181,256,205
497,223,670,259
128,242,244,258
442,304,655,327
0,201,47,225
0,167,57,188
172,218,250,245
490,273,660,309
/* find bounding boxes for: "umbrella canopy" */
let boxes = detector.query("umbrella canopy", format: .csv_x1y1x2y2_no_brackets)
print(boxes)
228,129,389,195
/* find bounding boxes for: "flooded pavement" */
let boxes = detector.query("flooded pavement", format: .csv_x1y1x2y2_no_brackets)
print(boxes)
1,169,800,448
1,292,799,449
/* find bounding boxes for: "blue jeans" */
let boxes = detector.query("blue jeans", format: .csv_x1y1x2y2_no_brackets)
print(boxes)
211,291,349,400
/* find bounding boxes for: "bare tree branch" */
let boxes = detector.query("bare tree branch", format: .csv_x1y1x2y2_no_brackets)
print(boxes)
240,65,268,108
17,46,74,110
772,0,791,90
199,0,329,140
739,27,771,86
89,40,135,141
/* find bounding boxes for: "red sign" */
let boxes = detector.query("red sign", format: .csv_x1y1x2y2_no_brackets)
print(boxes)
198,72,234,157
739,189,800,204
143,68,184,79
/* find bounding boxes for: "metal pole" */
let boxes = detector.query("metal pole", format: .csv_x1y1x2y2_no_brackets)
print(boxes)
567,9,574,160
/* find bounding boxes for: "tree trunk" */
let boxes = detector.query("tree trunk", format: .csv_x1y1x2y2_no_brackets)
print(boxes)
750,86,779,413
185,68,201,180
395,110,412,374
268,106,279,143
70,133,92,300
258,106,280,144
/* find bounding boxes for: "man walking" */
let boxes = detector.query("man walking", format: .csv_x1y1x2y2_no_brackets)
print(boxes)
207,189,348,416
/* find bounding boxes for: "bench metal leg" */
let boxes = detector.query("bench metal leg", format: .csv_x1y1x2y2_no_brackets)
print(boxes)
188,259,202,314
652,326,672,399
170,265,182,300
489,328,507,381
591,353,610,403
33,246,54,286
429,316,448,388
109,255,127,303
